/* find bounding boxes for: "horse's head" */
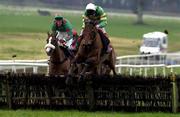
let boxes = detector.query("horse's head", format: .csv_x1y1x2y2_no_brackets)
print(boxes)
81,20,98,51
45,32,59,56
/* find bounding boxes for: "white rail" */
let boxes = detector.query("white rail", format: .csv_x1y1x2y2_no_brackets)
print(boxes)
0,59,48,74
0,53,180,76
115,53,180,76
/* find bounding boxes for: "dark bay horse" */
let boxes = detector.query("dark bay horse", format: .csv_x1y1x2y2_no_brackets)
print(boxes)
45,32,70,76
67,20,116,82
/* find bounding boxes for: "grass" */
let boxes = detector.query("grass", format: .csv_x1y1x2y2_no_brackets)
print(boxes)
1,5,180,117
0,33,46,59
1,9,180,59
0,6,180,59
0,109,180,117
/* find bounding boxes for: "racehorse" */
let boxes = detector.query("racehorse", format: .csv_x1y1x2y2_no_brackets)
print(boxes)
45,32,70,76
66,20,116,83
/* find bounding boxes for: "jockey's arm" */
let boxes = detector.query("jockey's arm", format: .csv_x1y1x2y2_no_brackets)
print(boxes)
97,19,107,28
64,29,73,41
94,6,107,28
63,21,73,42
81,15,87,29
97,8,107,28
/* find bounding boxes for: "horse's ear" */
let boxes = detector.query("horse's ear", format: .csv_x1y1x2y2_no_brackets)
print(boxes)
164,29,168,35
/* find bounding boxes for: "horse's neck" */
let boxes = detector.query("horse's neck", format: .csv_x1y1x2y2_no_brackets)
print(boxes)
51,46,66,61
95,32,103,47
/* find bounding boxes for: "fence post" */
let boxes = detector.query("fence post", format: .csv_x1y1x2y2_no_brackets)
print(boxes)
171,73,178,113
6,73,12,109
86,76,95,110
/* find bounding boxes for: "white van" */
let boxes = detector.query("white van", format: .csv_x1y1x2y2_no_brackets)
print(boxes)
139,31,168,54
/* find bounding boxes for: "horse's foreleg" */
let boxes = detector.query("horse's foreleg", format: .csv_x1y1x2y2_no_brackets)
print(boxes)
78,63,89,82
66,64,76,85
112,67,117,75
80,63,89,76
68,63,75,76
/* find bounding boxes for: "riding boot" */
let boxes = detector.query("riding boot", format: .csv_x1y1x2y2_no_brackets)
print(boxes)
98,30,110,54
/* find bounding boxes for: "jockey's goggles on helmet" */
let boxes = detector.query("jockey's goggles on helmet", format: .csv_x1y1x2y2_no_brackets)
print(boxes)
87,10,95,16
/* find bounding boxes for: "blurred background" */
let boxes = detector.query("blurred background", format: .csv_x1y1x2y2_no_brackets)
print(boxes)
1,0,180,15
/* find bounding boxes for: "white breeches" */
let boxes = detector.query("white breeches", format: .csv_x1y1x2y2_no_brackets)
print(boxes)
56,31,73,50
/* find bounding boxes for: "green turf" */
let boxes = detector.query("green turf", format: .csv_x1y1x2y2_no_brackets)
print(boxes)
0,109,179,117
0,34,46,59
1,6,180,59
1,9,180,41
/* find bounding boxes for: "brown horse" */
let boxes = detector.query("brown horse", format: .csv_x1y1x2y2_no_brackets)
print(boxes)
67,20,116,81
45,32,70,76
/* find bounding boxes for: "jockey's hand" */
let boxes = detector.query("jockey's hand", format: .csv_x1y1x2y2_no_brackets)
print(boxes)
59,39,66,47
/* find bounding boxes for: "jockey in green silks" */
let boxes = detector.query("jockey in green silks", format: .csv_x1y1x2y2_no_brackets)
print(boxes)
51,15,78,57
76,3,111,53
51,15,77,51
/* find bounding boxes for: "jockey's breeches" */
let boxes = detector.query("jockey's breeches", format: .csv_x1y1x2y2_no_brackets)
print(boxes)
56,31,74,50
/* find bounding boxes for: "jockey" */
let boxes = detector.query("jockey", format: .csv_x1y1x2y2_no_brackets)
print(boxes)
51,15,77,57
76,3,111,53
51,15,77,51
